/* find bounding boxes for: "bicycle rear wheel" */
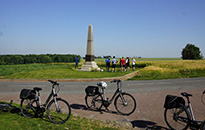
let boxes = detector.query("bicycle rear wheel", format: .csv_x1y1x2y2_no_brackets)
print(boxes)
85,94,103,110
164,107,190,130
20,99,37,118
47,98,71,124
114,93,136,115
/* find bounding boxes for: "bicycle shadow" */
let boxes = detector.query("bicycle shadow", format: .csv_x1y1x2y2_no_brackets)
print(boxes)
131,120,170,130
70,103,121,115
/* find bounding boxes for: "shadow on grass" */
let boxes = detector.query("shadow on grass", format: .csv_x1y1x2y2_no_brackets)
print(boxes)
70,103,121,115
131,120,170,130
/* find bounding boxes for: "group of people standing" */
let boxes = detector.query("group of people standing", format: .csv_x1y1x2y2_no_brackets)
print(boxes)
105,56,136,72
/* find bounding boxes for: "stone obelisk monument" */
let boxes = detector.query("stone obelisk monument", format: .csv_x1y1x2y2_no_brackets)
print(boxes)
80,24,99,71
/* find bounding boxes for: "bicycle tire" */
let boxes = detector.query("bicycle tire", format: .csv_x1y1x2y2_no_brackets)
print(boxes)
20,99,37,118
0,102,9,112
202,91,205,106
47,98,71,124
114,93,136,115
164,106,190,130
85,94,103,110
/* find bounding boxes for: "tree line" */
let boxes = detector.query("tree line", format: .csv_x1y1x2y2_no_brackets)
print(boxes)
0,54,80,65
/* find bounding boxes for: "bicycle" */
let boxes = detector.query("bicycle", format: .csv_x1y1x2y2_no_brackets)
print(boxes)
85,79,136,115
20,80,71,124
202,90,205,106
0,100,19,112
164,91,205,130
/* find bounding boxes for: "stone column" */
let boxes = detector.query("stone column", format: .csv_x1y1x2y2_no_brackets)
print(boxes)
85,24,94,61
79,24,99,71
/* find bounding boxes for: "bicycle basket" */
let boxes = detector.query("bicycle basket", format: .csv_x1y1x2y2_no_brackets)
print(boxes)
164,95,185,109
20,89,36,99
85,86,99,96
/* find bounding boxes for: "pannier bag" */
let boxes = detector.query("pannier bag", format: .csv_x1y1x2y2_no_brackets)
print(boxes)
20,89,36,99
164,95,185,109
85,86,99,96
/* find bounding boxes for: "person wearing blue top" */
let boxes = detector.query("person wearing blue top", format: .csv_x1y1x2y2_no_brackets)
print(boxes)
75,56,79,69
105,57,111,72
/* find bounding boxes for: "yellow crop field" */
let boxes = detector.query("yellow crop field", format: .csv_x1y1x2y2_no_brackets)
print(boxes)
130,59,205,80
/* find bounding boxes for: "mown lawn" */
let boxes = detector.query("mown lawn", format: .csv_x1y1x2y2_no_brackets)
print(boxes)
0,62,131,79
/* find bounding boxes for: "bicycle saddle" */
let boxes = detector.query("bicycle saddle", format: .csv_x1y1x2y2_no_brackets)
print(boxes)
33,87,42,91
181,92,192,97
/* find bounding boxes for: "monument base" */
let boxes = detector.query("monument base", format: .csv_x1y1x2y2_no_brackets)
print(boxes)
78,61,100,71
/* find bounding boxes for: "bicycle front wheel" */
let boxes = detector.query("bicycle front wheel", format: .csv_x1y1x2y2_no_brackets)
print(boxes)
20,99,37,118
164,107,190,130
47,98,71,124
114,93,136,115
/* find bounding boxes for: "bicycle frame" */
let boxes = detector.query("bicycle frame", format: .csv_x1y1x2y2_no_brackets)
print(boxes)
178,98,205,129
36,84,58,109
101,81,124,104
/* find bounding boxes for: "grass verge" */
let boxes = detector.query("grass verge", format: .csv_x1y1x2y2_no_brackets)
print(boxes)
0,101,122,130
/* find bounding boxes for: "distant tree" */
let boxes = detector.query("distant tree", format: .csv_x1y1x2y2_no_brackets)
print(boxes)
103,55,111,58
13,55,24,64
0,54,80,65
95,56,102,59
182,44,203,60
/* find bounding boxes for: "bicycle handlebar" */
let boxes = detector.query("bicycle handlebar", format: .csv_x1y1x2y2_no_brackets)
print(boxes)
110,79,121,83
48,80,59,85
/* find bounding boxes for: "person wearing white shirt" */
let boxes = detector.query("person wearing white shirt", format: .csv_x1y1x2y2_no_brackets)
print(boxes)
132,57,136,71
112,56,118,72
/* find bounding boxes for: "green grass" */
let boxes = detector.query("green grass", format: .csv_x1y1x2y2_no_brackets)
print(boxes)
0,58,205,80
0,101,121,130
0,62,131,79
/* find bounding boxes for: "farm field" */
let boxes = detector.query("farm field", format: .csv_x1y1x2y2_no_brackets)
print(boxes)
129,59,205,80
0,58,205,80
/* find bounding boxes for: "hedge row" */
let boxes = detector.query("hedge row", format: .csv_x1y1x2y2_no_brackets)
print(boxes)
0,54,80,65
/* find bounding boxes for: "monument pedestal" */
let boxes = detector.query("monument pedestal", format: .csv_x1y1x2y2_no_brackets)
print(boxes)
79,61,99,71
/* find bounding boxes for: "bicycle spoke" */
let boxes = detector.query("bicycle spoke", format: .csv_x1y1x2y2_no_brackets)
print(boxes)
20,99,37,118
47,98,71,124
164,107,189,130
85,95,103,110
114,93,136,115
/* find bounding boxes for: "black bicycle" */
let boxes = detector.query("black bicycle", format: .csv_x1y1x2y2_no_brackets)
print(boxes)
164,90,205,130
85,79,136,115
20,80,71,124
0,100,19,112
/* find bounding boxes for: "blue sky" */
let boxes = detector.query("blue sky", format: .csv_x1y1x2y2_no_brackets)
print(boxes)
0,0,204,58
